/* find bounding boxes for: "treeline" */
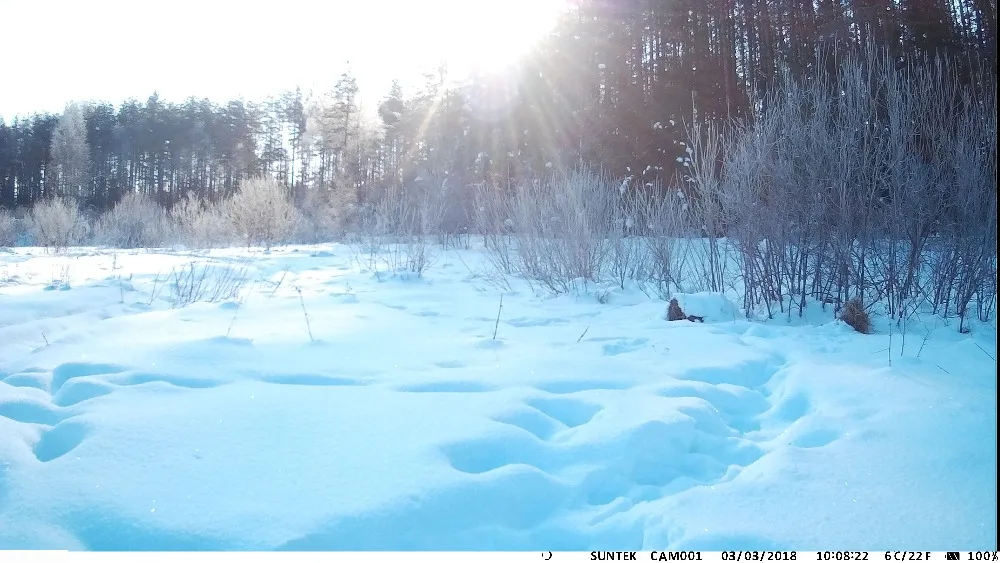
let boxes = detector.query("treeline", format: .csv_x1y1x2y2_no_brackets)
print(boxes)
0,54,994,331
1,0,995,214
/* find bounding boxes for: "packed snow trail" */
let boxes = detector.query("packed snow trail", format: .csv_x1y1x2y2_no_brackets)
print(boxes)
0,245,995,549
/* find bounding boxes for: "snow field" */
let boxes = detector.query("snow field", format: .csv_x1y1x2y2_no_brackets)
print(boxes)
0,244,995,550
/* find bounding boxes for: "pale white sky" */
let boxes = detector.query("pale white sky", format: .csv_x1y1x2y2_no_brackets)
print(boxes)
0,0,566,119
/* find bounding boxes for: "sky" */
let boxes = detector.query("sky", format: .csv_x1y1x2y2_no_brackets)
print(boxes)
0,0,567,119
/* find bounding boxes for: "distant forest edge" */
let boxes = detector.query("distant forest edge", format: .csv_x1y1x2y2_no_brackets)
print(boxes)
0,0,996,213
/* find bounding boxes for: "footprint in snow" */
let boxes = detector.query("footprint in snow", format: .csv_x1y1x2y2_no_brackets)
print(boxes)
33,420,89,462
398,381,495,393
600,338,650,356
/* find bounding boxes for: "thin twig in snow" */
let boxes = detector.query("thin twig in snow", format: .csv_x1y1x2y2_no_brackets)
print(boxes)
295,286,315,343
492,294,504,340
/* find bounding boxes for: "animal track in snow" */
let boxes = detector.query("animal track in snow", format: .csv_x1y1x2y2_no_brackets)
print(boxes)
673,357,782,389
259,373,364,387
1,369,50,391
505,317,570,328
600,338,650,356
788,427,841,449
438,353,802,522
398,381,495,393
657,381,769,433
202,336,253,347
525,397,602,428
33,420,89,462
442,408,766,509
493,408,561,441
0,398,66,426
534,379,631,394
442,433,548,475
765,391,812,424
116,372,225,389
52,379,117,407
50,363,128,394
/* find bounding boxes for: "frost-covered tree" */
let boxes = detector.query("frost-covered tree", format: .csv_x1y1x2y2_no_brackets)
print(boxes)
49,102,91,199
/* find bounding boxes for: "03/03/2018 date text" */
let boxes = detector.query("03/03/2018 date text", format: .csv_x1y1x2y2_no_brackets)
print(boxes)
722,552,797,561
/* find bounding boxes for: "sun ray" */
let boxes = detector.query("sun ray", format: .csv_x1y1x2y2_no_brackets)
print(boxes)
409,87,447,167
417,0,568,79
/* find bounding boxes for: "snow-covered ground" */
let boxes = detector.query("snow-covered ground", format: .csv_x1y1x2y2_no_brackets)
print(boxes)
0,244,995,550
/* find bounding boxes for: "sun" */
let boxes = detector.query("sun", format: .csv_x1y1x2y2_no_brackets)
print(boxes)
417,0,568,77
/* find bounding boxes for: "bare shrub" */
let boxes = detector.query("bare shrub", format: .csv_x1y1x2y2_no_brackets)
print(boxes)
508,170,617,293
354,182,444,277
872,56,953,323
640,186,692,298
296,184,357,243
474,181,518,279
976,267,997,324
410,171,471,241
945,83,998,330
28,197,87,251
370,184,422,275
94,192,170,248
169,261,252,307
405,178,449,242
224,177,300,249
685,123,732,294
0,209,21,246
686,46,995,331
840,298,872,334
606,178,653,290
170,192,232,248
475,170,691,296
